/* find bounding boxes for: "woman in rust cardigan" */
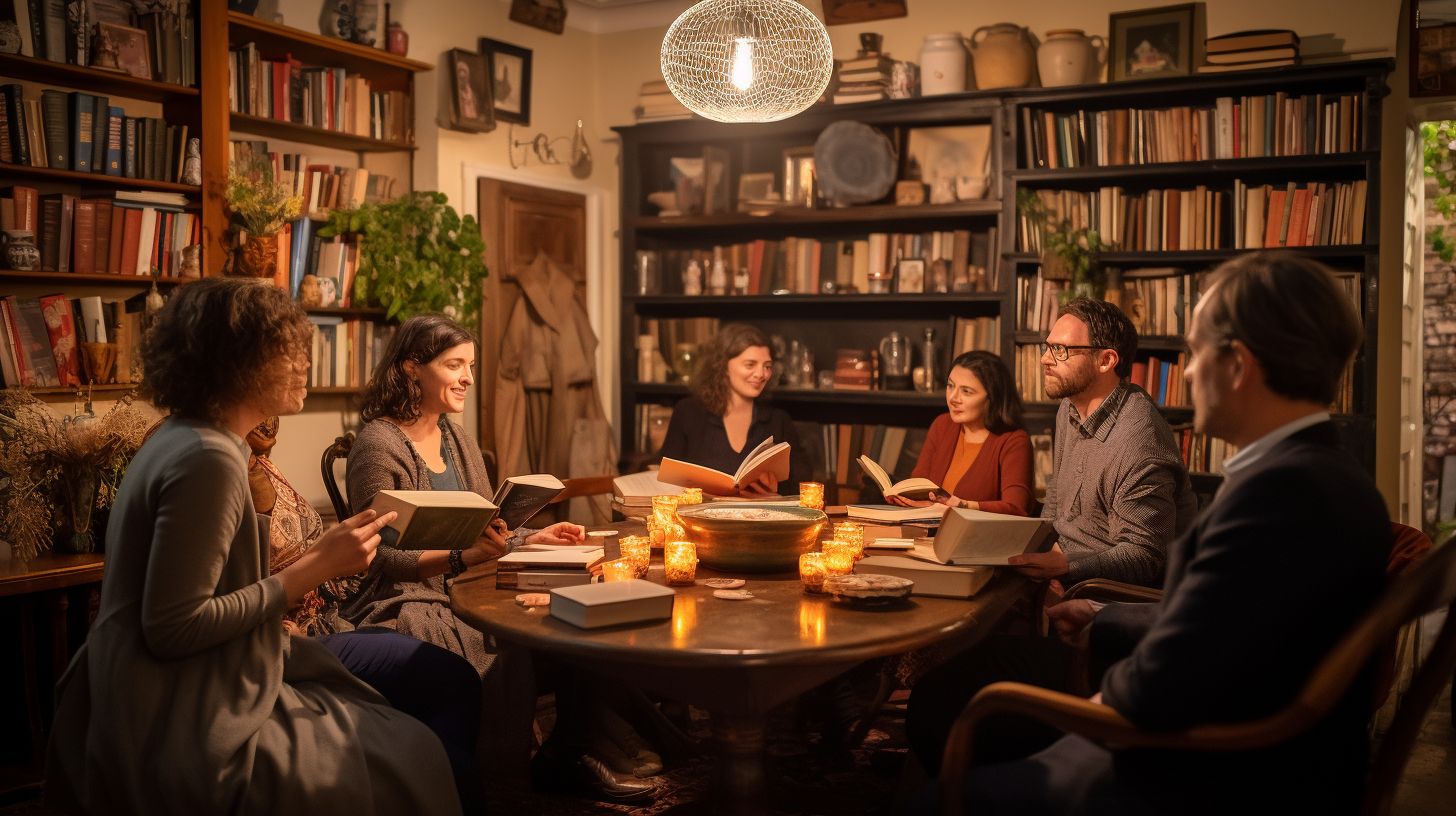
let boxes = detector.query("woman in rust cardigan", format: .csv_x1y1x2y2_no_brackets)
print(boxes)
890,350,1035,516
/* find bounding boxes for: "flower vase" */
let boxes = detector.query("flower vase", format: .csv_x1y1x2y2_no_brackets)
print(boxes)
235,235,278,279
57,467,98,553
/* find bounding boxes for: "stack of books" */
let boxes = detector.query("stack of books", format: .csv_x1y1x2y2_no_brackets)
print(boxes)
635,80,692,123
496,547,607,590
833,55,893,104
1198,30,1299,73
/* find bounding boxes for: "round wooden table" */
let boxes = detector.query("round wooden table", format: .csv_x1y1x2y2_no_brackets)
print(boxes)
452,556,1031,814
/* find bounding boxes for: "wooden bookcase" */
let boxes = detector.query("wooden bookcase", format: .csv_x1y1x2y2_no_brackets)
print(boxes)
614,58,1391,496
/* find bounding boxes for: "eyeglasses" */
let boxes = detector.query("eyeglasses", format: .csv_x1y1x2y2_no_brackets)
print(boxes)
1038,342,1104,362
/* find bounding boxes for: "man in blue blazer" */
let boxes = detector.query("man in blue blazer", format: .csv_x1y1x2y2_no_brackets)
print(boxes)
953,251,1391,815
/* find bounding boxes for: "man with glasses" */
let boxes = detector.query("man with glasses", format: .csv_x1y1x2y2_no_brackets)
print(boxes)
906,297,1197,775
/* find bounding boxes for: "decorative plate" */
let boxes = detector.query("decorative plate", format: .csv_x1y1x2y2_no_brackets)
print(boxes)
823,573,913,606
814,121,898,207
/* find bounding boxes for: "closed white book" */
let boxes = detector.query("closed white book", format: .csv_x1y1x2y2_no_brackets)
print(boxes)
368,489,498,550
914,508,1056,566
495,570,596,590
549,579,676,629
497,548,605,571
855,555,994,598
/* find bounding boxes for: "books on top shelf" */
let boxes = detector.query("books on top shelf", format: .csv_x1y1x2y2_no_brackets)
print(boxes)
635,79,692,123
1198,30,1299,72
548,580,676,630
854,555,994,598
4,0,196,86
1232,179,1368,248
658,436,791,495
1019,87,1361,169
0,85,196,184
0,294,141,388
367,489,498,550
228,42,412,143
1,185,199,276
833,55,893,104
492,474,566,530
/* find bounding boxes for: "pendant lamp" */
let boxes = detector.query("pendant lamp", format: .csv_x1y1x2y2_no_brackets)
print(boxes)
660,0,834,124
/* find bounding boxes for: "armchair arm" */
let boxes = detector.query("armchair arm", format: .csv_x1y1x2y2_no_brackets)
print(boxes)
1063,578,1164,604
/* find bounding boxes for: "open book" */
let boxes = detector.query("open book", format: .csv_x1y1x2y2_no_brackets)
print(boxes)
657,437,791,496
905,507,1056,566
368,490,498,550
492,474,565,529
858,455,941,501
612,471,685,506
847,503,950,524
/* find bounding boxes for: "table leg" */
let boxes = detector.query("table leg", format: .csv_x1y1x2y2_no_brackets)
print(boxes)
707,712,769,816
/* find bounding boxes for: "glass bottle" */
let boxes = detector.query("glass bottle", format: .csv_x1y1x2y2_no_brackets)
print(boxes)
709,247,727,296
879,331,912,390
798,346,815,388
733,266,749,295
919,328,939,394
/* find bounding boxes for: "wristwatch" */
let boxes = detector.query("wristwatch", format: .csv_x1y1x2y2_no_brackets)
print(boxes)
448,549,467,576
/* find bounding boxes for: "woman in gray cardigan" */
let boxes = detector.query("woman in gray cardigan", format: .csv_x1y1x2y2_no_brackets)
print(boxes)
45,278,466,815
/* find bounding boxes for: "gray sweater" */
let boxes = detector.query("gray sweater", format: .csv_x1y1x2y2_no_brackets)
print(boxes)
341,417,530,676
1041,384,1198,587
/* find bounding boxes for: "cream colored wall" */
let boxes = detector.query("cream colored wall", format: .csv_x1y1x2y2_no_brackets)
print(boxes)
249,0,1404,510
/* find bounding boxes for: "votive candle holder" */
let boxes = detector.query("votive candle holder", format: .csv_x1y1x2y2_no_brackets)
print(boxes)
799,482,824,511
619,536,652,579
679,487,703,505
601,558,634,582
664,541,698,586
799,552,827,593
824,549,854,577
652,494,682,527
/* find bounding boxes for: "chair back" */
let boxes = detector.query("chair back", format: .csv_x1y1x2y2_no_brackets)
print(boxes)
549,475,618,505
320,432,355,523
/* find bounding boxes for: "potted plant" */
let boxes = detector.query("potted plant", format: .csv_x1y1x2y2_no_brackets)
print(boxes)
318,192,489,329
225,155,302,279
1017,188,1108,303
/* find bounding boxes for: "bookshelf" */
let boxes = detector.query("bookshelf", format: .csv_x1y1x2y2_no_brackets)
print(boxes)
614,58,1391,499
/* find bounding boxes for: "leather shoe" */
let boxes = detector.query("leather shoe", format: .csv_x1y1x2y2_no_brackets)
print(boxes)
531,748,657,804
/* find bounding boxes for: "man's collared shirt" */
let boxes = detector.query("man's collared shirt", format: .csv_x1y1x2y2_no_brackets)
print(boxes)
1220,411,1331,481
1067,381,1132,442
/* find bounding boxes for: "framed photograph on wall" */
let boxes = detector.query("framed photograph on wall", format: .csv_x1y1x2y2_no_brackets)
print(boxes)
1413,0,1456,96
509,0,565,34
895,258,925,293
99,21,152,80
478,38,532,126
1108,3,1206,82
783,146,816,207
447,48,494,132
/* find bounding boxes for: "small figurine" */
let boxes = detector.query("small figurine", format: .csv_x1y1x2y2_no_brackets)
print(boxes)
181,138,201,186
91,26,121,71
709,249,727,296
298,274,323,308
318,277,338,307
683,259,703,296
733,266,750,296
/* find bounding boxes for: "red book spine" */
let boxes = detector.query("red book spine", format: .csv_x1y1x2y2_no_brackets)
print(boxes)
119,208,142,276
37,295,80,387
1232,103,1241,159
1,298,34,386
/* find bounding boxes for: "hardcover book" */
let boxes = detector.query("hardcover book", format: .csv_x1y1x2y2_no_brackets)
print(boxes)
368,489,499,551
854,555,994,599
88,94,107,175
492,473,566,530
36,294,79,387
40,89,66,169
548,579,675,630
907,508,1056,566
658,436,791,496
858,455,940,501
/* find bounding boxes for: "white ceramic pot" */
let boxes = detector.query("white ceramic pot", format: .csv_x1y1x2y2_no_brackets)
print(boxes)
1038,29,1107,87
920,32,971,95
970,23,1037,90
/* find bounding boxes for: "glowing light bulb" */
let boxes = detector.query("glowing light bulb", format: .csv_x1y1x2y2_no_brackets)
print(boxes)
731,37,754,91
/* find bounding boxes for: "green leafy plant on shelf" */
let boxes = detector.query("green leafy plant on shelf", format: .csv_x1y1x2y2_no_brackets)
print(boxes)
318,192,489,330
1018,188,1109,303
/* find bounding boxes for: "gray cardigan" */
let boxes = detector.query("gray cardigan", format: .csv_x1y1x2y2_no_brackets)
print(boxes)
341,417,531,676
45,417,459,815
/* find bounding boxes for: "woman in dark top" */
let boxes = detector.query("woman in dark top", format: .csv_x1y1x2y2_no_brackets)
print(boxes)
889,350,1035,516
658,323,812,495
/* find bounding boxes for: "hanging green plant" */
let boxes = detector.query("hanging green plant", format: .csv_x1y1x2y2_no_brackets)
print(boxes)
317,191,489,330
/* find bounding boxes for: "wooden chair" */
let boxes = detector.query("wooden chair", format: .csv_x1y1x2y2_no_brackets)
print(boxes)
320,432,355,523
939,533,1456,816
548,475,617,505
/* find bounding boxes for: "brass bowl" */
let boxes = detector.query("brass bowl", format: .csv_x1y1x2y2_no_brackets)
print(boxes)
676,504,827,573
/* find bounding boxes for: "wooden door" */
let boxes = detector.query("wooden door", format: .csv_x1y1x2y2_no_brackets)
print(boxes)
476,179,588,470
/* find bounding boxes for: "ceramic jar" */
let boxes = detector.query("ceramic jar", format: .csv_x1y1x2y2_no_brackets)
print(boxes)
1038,29,1107,87
235,234,278,279
3,230,40,271
386,21,408,56
919,32,971,95
970,23,1037,89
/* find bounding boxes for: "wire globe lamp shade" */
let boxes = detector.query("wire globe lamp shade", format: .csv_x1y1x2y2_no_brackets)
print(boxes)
661,0,834,124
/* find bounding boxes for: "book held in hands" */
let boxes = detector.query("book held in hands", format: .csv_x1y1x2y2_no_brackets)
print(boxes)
907,507,1055,566
492,473,565,529
657,436,791,496
859,455,940,501
367,489,498,550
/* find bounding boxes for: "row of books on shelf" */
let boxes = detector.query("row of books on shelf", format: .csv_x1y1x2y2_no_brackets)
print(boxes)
1180,429,1232,475
952,315,1002,357
2,185,197,275
1016,268,1205,337
0,85,195,184
1016,179,1367,254
0,294,142,389
229,42,413,143
5,0,196,86
230,140,399,216
305,316,395,389
251,218,361,307
1020,90,1364,169
1012,344,1190,409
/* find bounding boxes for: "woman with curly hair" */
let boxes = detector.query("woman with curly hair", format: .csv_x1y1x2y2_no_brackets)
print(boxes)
656,323,811,495
45,277,479,815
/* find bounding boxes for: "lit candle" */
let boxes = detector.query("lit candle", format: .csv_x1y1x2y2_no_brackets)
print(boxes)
799,552,827,593
824,549,854,577
799,481,824,511
664,541,697,586
834,522,865,559
652,494,683,528
823,539,856,563
680,487,703,505
601,558,634,582
620,536,652,579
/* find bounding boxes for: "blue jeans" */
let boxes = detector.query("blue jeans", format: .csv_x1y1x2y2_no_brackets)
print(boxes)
318,629,486,814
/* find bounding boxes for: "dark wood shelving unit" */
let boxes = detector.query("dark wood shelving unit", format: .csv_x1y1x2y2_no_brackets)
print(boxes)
1009,152,1379,185
0,164,203,193
0,52,199,101
304,306,388,318
26,383,137,395
0,271,190,287
631,200,1001,231
229,113,416,153
306,387,365,396
1003,246,1376,264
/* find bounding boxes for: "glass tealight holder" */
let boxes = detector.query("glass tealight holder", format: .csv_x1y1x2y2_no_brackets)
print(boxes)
664,541,698,586
652,494,683,527
679,487,703,506
799,552,827,593
619,536,652,579
830,533,865,561
602,558,634,582
824,549,854,577
799,482,825,511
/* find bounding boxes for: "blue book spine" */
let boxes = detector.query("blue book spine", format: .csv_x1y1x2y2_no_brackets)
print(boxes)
67,91,92,172
1159,362,1172,405
105,106,123,176
289,217,313,298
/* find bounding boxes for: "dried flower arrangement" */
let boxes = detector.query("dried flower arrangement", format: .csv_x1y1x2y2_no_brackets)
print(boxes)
225,154,303,237
0,389,151,559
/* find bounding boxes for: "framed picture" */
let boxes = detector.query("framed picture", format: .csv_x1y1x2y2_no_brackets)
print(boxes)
895,258,925,293
1414,0,1456,96
906,125,993,203
1107,3,1206,82
783,146,816,207
478,38,532,126
99,21,151,80
509,0,565,35
822,0,908,26
447,48,494,133
737,172,777,202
